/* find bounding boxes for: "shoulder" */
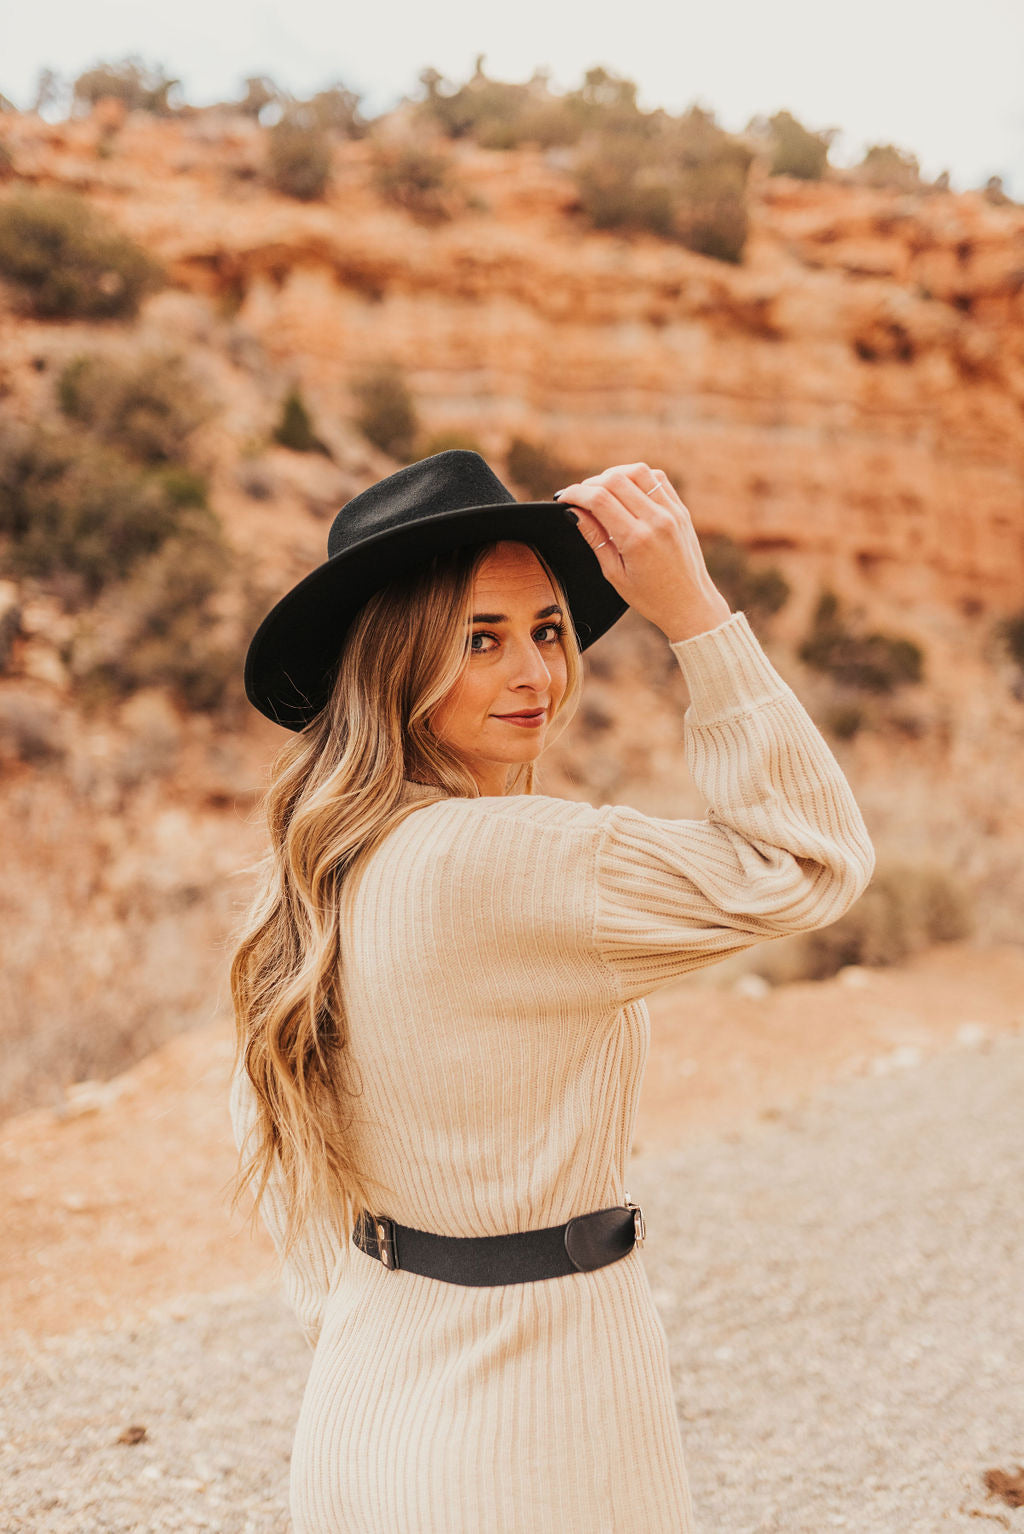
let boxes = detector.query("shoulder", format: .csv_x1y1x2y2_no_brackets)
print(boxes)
419,791,615,837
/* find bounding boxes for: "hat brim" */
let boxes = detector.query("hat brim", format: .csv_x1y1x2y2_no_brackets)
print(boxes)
244,500,629,729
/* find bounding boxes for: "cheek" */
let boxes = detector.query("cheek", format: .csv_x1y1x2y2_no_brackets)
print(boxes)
431,674,485,735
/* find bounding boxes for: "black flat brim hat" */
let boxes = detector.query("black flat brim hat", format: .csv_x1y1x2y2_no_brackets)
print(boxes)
244,449,629,729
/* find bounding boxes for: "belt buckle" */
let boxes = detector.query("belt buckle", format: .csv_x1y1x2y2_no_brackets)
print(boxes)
371,1214,400,1271
624,1191,646,1248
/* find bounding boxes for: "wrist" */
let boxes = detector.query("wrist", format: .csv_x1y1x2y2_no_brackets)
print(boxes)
660,599,733,644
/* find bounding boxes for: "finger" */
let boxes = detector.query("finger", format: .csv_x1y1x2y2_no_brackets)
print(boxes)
553,480,637,547
649,468,686,510
593,465,673,521
573,463,659,500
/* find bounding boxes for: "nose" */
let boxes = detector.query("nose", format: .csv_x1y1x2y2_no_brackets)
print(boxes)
506,633,555,690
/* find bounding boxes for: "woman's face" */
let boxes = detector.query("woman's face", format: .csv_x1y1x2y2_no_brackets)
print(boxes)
428,541,569,796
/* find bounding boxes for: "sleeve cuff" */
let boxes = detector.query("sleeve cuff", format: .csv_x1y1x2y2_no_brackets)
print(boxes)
668,609,794,723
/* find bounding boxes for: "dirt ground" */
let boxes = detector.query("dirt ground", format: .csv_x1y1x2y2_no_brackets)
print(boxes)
2,939,1022,1344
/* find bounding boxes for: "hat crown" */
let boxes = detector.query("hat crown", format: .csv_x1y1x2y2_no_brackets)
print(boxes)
328,450,516,559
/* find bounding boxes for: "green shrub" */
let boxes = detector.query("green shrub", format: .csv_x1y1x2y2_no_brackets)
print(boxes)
798,590,924,693
57,351,212,464
267,116,332,200
703,534,790,624
0,418,213,597
273,387,327,453
0,190,164,320
764,110,834,180
789,857,973,979
352,364,419,460
505,437,589,500
72,55,180,115
371,141,459,223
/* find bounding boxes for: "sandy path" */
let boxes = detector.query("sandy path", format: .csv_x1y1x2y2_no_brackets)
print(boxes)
1,992,1022,1531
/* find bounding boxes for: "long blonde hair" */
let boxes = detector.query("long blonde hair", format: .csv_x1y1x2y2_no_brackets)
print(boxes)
227,539,584,1259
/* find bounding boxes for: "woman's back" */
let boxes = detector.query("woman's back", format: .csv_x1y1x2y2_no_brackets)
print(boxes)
231,608,874,1533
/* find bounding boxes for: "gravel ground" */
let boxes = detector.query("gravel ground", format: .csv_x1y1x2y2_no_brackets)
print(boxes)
2,1029,1022,1534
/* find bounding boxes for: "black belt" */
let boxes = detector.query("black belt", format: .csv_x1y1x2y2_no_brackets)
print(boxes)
352,1195,646,1286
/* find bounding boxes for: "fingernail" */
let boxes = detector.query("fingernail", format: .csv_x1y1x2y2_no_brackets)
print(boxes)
566,510,579,525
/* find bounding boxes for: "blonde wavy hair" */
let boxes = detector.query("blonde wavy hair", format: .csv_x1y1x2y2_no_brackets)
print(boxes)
227,539,584,1261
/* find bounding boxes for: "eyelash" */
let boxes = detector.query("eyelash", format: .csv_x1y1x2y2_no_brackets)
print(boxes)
470,621,565,654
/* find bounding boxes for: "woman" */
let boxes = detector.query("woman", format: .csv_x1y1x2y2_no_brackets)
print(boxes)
228,450,875,1533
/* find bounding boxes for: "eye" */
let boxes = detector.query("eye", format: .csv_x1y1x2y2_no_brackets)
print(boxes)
469,622,565,653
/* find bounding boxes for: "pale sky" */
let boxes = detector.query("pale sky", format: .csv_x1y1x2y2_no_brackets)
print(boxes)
3,0,1023,197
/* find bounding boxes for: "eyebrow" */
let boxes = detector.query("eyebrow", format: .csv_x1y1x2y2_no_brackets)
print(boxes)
469,605,563,623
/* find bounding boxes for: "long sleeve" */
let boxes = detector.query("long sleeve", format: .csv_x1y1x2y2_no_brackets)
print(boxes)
593,608,876,1003
228,1060,350,1350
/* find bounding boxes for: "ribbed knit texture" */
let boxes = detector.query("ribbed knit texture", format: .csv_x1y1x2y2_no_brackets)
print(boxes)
229,608,876,1533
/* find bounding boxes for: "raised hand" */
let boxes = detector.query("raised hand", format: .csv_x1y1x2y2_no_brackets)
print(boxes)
555,464,733,642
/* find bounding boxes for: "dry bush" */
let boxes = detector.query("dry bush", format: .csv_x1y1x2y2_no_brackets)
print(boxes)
304,82,366,137
370,140,462,223
855,143,924,192
0,189,164,320
416,62,583,149
0,690,67,766
571,105,753,262
758,109,836,180
0,419,212,597
273,386,329,454
799,590,924,694
57,350,212,464
703,533,790,626
266,116,332,200
72,55,181,115
351,363,419,460
70,519,242,713
764,857,975,983
505,436,591,500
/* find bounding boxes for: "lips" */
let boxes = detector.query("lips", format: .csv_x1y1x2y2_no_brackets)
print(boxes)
496,708,546,719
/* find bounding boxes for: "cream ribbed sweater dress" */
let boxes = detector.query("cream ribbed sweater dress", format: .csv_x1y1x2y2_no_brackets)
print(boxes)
229,608,876,1534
